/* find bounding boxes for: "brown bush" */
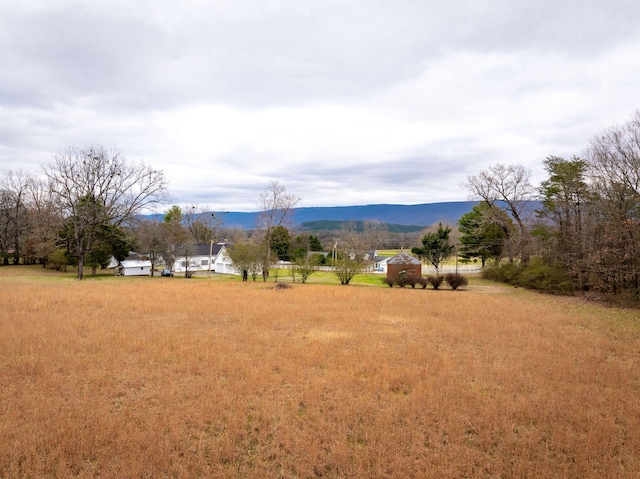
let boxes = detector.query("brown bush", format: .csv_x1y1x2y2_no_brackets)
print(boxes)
445,273,469,290
416,276,428,289
426,274,444,289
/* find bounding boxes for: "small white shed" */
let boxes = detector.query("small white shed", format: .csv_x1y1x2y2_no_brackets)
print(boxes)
118,259,151,276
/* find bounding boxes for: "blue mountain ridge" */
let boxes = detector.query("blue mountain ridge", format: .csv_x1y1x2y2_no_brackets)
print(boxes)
218,201,480,230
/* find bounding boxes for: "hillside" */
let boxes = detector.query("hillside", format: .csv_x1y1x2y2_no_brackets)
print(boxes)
297,220,424,233
219,201,479,230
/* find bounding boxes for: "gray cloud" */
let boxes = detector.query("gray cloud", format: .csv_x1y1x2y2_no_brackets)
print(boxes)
2,1,640,210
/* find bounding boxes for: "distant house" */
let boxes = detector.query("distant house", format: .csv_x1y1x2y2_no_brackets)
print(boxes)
116,252,152,276
345,249,392,272
386,252,422,283
373,255,392,273
348,249,381,264
173,243,235,276
363,250,377,261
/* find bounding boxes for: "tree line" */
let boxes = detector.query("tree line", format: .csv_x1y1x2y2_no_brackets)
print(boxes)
223,181,388,285
2,110,639,294
458,110,640,300
0,147,376,283
0,146,169,279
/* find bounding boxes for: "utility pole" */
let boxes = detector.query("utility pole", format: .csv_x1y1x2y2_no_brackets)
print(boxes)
208,239,213,278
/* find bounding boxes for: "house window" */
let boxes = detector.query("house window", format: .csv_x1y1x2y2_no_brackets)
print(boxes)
181,261,187,267
201,259,208,266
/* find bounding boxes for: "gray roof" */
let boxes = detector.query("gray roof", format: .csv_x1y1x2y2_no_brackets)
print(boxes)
373,256,391,263
176,243,228,256
387,252,421,265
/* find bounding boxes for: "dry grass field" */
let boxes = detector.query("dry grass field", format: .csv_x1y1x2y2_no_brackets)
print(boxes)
1,266,639,478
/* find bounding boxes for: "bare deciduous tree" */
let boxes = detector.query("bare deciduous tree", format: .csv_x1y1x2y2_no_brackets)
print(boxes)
588,110,640,198
24,176,64,266
184,205,224,244
586,110,640,294
0,170,32,265
135,219,167,276
44,146,168,279
255,180,300,281
466,163,535,262
331,224,378,285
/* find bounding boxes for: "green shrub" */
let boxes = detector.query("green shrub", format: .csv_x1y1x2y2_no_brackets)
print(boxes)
48,248,69,272
482,259,575,294
518,259,575,293
482,262,522,285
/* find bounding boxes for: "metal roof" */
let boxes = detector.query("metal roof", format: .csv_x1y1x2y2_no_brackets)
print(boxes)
387,252,421,265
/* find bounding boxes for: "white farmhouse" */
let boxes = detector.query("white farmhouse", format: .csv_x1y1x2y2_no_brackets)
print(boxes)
173,243,235,276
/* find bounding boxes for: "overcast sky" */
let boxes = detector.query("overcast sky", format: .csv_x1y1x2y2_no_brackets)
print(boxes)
2,1,640,211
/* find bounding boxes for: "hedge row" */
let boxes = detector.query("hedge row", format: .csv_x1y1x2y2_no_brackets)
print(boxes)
383,273,468,290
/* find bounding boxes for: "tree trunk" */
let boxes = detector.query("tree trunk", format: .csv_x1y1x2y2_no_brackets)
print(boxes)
77,255,84,280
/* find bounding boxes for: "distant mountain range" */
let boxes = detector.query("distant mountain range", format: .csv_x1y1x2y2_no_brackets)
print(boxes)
218,201,480,230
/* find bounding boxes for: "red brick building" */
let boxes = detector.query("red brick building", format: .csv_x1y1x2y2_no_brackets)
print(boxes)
386,252,422,283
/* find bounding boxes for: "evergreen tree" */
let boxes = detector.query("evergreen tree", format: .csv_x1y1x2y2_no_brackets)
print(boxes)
412,223,455,273
458,202,509,267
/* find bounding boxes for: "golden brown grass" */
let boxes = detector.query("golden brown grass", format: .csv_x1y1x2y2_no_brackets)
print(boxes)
1,266,639,478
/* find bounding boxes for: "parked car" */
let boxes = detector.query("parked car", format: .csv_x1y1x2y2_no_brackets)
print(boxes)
161,269,173,277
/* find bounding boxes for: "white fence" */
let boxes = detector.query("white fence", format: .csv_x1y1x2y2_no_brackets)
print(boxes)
272,263,481,274
421,264,482,274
